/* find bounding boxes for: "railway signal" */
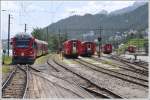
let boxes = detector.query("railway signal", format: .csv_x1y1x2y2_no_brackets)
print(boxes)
98,37,102,42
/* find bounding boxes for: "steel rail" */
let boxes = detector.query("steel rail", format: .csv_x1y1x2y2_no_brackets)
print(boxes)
75,59,148,88
52,56,123,98
2,66,17,89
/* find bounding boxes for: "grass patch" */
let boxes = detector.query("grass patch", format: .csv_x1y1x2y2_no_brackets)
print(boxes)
102,60,117,67
117,38,148,55
34,54,51,64
1,65,10,73
2,55,12,65
127,38,148,48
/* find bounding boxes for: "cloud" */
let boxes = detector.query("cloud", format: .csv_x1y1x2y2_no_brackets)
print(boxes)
1,1,137,39
64,1,135,16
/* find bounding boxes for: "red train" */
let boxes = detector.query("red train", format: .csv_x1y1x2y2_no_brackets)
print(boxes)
11,33,48,64
80,41,96,57
127,45,136,53
63,39,81,58
102,44,112,54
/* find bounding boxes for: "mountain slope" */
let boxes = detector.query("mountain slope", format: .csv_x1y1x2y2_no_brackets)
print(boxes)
110,1,147,15
42,3,148,39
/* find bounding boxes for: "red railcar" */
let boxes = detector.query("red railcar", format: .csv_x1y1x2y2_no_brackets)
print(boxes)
80,41,96,57
102,44,112,54
127,45,136,53
11,33,48,64
63,39,81,58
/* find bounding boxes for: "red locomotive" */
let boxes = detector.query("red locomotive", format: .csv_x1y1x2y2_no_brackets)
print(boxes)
11,33,48,64
63,39,81,58
127,45,136,53
102,44,112,54
80,41,96,57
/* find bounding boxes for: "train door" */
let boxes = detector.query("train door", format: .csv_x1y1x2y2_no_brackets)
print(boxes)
87,43,91,52
32,42,37,57
107,44,111,51
72,41,77,54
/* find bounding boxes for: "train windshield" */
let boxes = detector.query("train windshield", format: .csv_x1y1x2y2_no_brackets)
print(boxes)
15,39,30,48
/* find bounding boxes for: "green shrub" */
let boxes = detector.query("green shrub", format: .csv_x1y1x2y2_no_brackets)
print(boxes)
2,55,12,65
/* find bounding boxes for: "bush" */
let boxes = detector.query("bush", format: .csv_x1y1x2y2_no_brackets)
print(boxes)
2,55,12,65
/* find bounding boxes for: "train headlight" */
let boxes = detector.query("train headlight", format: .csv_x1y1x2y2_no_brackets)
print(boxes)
21,52,24,56
13,52,16,56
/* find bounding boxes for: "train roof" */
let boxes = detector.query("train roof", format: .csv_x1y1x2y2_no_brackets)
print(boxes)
14,33,33,39
82,41,95,44
14,33,48,45
65,39,80,42
35,39,48,45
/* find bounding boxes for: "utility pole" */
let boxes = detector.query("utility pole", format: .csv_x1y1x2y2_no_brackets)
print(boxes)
82,33,84,41
138,32,140,52
7,14,11,56
58,29,61,53
65,28,68,41
47,27,48,42
24,24,27,32
98,26,103,58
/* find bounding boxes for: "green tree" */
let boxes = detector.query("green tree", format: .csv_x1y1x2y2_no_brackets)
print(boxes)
31,27,44,40
31,28,68,52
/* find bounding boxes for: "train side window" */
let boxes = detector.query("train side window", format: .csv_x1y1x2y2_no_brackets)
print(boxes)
32,42,34,48
32,42,37,49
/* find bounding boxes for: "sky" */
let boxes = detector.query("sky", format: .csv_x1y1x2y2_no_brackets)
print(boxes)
1,0,148,39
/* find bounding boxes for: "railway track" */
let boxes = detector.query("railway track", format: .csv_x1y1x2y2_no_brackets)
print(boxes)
2,65,29,98
91,57,148,77
46,55,123,98
111,55,149,75
134,61,148,69
31,71,88,98
109,55,148,71
28,64,94,98
75,58,148,88
47,57,59,72
99,55,148,76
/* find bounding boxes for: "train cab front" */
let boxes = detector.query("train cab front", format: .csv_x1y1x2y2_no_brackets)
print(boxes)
11,34,36,64
71,40,81,58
